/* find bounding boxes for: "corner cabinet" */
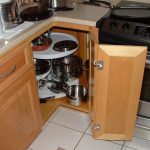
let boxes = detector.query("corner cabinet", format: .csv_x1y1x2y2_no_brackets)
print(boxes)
0,42,42,150
89,27,147,140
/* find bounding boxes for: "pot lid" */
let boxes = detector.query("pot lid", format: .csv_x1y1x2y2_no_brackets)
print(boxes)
111,8,150,19
20,6,53,21
53,40,78,52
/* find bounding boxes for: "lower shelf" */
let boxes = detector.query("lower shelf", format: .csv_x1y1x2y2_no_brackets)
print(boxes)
40,97,89,125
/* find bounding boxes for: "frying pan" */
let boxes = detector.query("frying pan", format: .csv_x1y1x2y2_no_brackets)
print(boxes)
20,6,53,21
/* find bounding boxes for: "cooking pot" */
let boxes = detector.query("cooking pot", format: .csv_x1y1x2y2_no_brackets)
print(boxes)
32,35,52,51
52,55,83,82
34,59,51,75
66,85,88,106
52,0,67,8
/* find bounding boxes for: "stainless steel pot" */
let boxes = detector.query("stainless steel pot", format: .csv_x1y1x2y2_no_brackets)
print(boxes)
52,0,66,8
0,1,23,30
66,85,88,106
34,59,51,75
52,55,83,82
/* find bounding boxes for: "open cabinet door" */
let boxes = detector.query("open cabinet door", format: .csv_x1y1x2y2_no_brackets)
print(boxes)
89,27,147,141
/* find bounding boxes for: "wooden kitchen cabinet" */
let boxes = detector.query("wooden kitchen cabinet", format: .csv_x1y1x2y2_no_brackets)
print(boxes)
0,42,42,150
89,27,147,140
31,23,147,141
0,21,147,150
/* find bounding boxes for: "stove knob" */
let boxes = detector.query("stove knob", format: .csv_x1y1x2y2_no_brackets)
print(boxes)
122,23,130,32
110,21,118,30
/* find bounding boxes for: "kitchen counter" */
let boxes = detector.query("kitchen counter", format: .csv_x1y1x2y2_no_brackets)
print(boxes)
0,1,110,55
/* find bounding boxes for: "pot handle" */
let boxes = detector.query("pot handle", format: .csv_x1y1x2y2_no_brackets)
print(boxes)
40,96,55,103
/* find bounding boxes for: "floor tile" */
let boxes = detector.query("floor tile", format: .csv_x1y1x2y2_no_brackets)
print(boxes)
30,123,83,150
125,136,150,150
47,106,61,122
85,124,124,145
85,124,91,135
75,134,122,150
134,126,150,141
122,146,136,150
50,107,90,132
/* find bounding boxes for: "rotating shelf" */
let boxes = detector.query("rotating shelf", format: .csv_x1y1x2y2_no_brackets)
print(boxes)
38,78,79,99
33,32,78,59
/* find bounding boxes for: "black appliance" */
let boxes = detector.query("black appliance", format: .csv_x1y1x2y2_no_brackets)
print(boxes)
96,0,150,132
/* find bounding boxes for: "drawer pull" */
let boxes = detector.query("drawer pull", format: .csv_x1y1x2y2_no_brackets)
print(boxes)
0,65,16,78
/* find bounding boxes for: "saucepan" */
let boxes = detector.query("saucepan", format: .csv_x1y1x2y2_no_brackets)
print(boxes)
32,34,52,51
66,85,88,106
33,59,51,75
52,55,83,82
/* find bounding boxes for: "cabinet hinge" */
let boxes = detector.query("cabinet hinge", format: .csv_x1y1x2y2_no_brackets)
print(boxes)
92,124,100,130
93,61,104,70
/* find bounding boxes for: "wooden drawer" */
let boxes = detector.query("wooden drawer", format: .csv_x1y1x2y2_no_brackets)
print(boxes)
0,42,33,89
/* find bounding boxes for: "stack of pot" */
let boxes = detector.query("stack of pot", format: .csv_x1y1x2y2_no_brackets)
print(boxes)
52,55,83,82
51,54,88,106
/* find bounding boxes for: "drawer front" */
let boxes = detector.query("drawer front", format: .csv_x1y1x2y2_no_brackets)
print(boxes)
0,42,32,87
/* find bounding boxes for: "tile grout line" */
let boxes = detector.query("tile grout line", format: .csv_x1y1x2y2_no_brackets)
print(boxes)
121,141,138,150
83,124,125,147
50,121,85,134
28,107,62,150
42,106,62,130
73,123,91,150
120,141,125,150
47,106,62,122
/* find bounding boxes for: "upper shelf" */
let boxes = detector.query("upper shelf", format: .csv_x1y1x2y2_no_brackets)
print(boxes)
32,32,78,59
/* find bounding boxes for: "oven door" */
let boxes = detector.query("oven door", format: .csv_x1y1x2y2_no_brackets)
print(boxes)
136,58,150,130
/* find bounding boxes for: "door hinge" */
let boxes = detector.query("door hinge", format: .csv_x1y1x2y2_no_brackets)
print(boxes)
92,124,100,130
93,61,104,70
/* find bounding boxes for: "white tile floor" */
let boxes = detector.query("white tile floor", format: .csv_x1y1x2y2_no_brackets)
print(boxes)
29,106,150,150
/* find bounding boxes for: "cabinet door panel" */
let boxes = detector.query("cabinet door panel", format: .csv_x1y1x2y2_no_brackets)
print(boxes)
0,70,42,150
91,44,146,140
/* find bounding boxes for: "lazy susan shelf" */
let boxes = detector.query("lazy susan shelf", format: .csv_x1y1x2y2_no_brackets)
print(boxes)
33,32,78,59
38,78,79,99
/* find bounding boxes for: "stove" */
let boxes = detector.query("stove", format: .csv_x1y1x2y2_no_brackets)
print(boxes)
96,1,150,51
96,0,150,140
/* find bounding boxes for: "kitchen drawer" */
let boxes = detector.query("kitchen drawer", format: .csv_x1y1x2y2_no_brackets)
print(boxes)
0,42,32,88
